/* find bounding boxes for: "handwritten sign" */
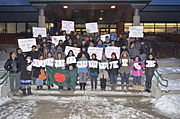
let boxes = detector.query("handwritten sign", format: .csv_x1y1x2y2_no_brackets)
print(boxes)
62,20,74,33
65,46,80,57
88,61,98,68
129,26,144,38
55,60,65,68
45,58,54,67
85,22,98,33
99,62,109,69
134,63,141,69
52,36,66,46
18,38,36,52
88,47,103,60
100,34,110,42
121,59,129,66
32,27,47,37
77,61,88,68
146,60,156,67
109,61,119,69
32,59,45,67
66,56,76,64
105,47,120,59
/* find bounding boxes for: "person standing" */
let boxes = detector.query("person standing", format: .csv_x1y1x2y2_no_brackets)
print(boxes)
4,52,22,96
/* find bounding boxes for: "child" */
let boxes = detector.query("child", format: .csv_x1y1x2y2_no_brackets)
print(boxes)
77,53,88,90
21,55,33,95
119,51,131,92
130,56,145,91
99,55,109,91
109,52,119,91
89,54,99,91
144,54,158,93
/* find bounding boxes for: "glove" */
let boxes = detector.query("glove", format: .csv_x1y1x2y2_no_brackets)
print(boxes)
138,63,141,65
133,67,137,71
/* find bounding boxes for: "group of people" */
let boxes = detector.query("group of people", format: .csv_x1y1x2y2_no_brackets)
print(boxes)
4,31,158,96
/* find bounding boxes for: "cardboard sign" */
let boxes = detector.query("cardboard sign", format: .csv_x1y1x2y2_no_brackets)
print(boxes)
61,20,75,33
66,56,76,64
55,60,65,68
146,60,156,67
105,47,120,59
77,61,88,68
88,47,103,60
32,27,47,37
129,26,144,38
65,46,80,57
45,58,54,67
99,62,109,69
121,59,129,66
88,61,98,68
18,38,36,52
109,61,119,69
100,34,110,42
134,63,141,69
85,22,98,33
52,36,66,46
32,59,45,67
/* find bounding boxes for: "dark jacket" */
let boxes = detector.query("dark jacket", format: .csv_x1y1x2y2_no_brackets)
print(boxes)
89,59,99,77
145,59,158,75
108,58,119,75
21,59,32,80
4,58,22,73
28,51,39,60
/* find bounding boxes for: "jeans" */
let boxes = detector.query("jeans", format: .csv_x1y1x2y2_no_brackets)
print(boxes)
91,76,98,90
36,78,43,86
133,76,142,85
145,74,153,90
79,72,88,83
9,72,21,92
120,72,130,85
110,74,117,85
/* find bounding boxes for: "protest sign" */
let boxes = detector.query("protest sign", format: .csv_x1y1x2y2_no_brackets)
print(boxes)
121,59,129,66
32,27,47,37
87,47,103,60
77,61,88,68
99,62,109,69
65,46,80,57
88,61,98,68
100,34,110,42
32,59,45,67
134,63,141,69
54,60,65,68
18,38,36,52
85,22,98,33
45,58,54,67
146,60,156,67
109,61,119,69
61,20,74,33
66,56,76,64
52,36,66,46
129,26,144,38
105,47,120,59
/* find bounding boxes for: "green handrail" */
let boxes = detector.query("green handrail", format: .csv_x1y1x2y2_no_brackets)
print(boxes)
154,70,168,88
0,72,9,85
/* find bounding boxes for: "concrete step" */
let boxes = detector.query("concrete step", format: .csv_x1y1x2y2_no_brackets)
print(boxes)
157,58,180,67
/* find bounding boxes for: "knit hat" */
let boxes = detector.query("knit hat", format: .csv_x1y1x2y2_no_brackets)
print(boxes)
111,52,116,56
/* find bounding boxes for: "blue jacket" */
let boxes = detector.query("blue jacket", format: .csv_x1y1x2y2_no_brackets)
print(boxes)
78,58,88,73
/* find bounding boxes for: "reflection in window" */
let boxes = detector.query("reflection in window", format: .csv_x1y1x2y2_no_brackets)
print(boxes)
0,23,6,33
17,23,26,33
124,23,133,33
7,23,16,33
28,23,37,29
144,23,155,33
155,23,166,33
166,23,177,33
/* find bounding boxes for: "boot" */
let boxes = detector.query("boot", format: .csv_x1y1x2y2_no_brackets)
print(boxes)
37,86,39,90
113,85,116,91
122,85,124,92
126,85,129,92
80,83,82,90
111,85,114,91
48,85,51,90
27,87,33,95
40,86,43,90
22,89,26,96
137,85,141,91
133,85,136,91
83,83,86,90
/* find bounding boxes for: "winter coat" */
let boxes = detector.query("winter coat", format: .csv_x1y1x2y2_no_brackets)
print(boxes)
128,47,140,59
98,60,109,79
4,58,22,73
77,51,90,60
78,58,88,73
119,57,131,73
108,58,119,75
28,51,39,60
145,59,158,76
21,59,32,80
130,61,145,76
89,59,99,77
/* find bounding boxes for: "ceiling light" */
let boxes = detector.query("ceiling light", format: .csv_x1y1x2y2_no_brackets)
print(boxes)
111,5,116,9
99,17,103,20
63,5,68,9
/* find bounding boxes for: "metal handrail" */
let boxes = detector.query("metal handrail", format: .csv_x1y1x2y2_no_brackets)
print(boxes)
154,70,168,88
0,72,9,85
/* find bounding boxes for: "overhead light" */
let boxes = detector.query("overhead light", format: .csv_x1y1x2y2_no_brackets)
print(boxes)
63,5,68,9
111,5,116,9
99,17,103,20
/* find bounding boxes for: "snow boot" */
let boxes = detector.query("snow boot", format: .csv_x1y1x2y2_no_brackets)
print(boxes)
22,89,26,96
80,83,82,90
27,87,33,95
83,83,86,90
126,85,129,92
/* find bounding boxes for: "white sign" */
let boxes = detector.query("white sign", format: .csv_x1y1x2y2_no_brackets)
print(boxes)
45,58,54,67
121,59,129,66
146,60,156,67
32,27,47,37
85,22,98,33
18,38,36,52
66,56,76,64
62,20,75,33
134,63,141,70
32,59,45,67
99,62,109,69
88,47,103,60
129,26,144,38
105,47,120,59
65,46,80,57
100,34,110,42
52,36,66,46
88,61,98,68
77,61,88,68
109,61,119,69
55,60,65,68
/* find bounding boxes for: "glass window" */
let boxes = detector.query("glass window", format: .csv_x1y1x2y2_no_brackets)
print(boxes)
75,29,81,32
144,23,155,33
155,23,166,33
124,23,133,33
98,24,108,28
7,23,16,33
110,24,117,28
110,29,116,33
166,23,177,33
28,23,37,28
178,23,180,31
17,23,26,33
75,24,85,28
0,23,6,33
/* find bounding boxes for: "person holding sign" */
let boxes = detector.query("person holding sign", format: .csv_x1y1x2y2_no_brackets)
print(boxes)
99,55,109,91
109,52,119,91
89,54,99,91
119,51,131,92
130,56,145,91
77,53,89,90
65,50,77,69
144,54,158,93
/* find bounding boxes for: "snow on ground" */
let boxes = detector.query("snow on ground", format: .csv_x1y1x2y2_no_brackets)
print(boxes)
0,97,12,106
151,94,180,119
0,100,37,119
157,67,180,74
157,58,180,63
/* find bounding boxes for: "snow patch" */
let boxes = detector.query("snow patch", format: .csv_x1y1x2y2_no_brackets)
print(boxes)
0,97,12,106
